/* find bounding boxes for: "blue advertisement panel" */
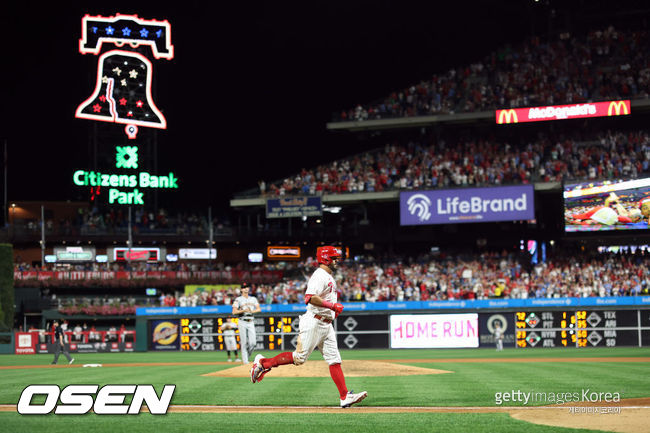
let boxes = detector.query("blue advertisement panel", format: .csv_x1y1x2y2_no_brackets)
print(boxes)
149,319,180,351
266,196,322,218
136,296,650,316
400,185,535,226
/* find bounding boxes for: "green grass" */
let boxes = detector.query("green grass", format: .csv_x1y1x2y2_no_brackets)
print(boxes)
0,413,608,433
1,347,649,432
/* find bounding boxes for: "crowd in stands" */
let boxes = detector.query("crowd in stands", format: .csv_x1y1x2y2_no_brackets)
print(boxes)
76,207,231,235
336,26,650,122
142,251,650,307
33,321,133,342
257,128,650,196
46,249,650,315
15,259,296,273
12,206,232,237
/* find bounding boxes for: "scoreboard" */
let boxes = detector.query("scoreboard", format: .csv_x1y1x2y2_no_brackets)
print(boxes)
515,310,577,348
179,316,300,351
515,309,639,348
180,318,219,351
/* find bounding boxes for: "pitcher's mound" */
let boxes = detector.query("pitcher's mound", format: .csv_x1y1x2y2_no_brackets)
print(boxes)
203,360,452,378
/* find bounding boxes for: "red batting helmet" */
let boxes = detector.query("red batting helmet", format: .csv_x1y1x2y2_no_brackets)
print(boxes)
317,246,342,266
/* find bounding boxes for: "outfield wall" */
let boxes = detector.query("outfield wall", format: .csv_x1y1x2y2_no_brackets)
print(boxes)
134,297,650,352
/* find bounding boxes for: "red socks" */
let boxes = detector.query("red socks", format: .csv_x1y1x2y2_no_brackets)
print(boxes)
260,356,348,399
329,363,348,399
261,352,294,369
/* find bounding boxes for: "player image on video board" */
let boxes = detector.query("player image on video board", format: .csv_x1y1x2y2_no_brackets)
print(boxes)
564,177,650,232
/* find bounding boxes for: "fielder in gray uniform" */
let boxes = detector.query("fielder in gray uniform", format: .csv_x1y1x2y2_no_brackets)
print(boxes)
220,317,240,362
494,321,504,351
250,246,367,408
232,283,261,364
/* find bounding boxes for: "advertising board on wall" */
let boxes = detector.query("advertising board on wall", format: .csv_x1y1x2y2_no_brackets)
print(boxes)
266,196,322,218
53,246,96,262
390,313,479,348
400,185,535,226
149,319,180,351
495,100,630,124
178,248,217,259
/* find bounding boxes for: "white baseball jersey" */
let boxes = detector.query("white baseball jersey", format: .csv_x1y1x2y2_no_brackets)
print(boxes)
292,267,342,366
306,267,338,320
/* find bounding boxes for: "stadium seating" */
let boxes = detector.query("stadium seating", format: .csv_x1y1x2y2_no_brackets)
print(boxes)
334,26,650,122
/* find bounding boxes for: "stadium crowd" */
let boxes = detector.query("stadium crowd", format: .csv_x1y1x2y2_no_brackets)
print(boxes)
257,128,650,196
46,249,650,315
14,259,295,273
13,206,232,237
335,26,650,121
131,250,650,309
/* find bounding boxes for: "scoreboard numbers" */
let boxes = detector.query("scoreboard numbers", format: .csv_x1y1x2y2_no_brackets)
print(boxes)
516,310,639,348
179,316,299,351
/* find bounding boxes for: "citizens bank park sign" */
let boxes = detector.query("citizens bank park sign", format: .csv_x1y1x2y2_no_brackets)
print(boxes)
495,100,630,124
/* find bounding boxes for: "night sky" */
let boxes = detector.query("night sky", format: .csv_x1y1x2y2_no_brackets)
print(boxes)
0,0,634,214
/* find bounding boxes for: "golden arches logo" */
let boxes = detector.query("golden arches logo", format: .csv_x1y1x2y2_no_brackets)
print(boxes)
497,109,518,124
607,101,629,116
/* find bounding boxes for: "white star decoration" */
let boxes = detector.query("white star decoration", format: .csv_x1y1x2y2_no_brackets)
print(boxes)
121,79,127,87
129,69,138,79
101,76,109,84
112,67,122,76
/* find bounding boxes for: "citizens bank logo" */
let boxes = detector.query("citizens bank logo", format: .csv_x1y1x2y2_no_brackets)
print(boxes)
406,194,432,222
116,146,139,169
17,384,176,414
496,109,518,124
607,100,630,116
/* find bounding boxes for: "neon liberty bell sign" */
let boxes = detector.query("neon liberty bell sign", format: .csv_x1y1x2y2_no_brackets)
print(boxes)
75,13,173,138
73,13,178,205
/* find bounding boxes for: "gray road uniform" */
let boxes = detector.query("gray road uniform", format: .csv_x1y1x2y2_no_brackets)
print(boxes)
232,294,260,363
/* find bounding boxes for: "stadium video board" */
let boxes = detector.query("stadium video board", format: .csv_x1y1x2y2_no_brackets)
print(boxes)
563,177,650,232
390,314,479,348
400,185,534,226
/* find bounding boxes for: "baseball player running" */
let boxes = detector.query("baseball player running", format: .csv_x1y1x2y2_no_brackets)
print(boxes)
220,317,240,362
232,283,261,364
250,246,367,408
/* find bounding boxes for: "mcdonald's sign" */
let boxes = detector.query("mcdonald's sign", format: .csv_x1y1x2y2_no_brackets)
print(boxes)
496,109,518,124
496,100,630,124
607,100,630,116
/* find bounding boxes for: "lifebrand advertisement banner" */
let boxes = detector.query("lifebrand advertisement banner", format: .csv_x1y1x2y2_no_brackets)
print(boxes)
400,185,535,226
